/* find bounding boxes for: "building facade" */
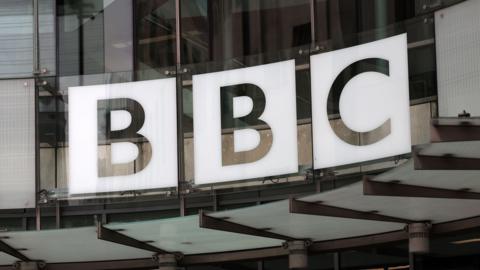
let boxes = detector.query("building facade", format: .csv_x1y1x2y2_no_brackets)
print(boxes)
0,0,480,269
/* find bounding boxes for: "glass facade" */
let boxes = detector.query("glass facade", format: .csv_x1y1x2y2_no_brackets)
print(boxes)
0,0,480,269
38,0,440,206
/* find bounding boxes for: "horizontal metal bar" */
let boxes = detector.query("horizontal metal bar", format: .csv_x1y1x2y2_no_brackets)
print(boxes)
97,223,168,254
363,176,480,200
432,215,480,234
431,118,480,142
289,198,414,224
182,246,287,265
199,210,296,241
407,38,434,49
413,152,480,170
0,239,30,262
43,258,157,270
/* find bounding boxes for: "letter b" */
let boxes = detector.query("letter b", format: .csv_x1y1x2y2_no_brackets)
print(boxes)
97,98,152,177
193,60,298,185
68,79,178,194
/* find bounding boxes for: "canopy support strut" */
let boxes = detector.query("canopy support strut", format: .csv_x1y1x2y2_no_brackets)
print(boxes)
289,198,415,223
199,210,297,241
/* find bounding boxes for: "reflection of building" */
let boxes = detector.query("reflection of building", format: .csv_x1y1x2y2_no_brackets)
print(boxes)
0,0,480,269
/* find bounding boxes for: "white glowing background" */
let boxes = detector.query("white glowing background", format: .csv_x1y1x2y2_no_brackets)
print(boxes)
310,34,411,169
68,79,178,194
193,60,298,184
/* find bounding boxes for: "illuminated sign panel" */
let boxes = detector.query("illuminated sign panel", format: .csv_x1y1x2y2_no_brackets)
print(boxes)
311,34,411,168
66,34,410,194
192,60,298,185
68,79,178,194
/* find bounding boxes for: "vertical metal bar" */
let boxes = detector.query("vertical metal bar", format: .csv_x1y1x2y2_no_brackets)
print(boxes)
132,0,137,81
310,0,316,45
333,252,341,270
180,195,186,217
22,217,27,231
102,213,107,224
175,0,181,66
308,0,319,193
212,189,218,212
55,201,61,229
33,0,40,73
33,0,41,231
409,252,414,270
175,0,186,217
35,206,41,230
257,260,264,270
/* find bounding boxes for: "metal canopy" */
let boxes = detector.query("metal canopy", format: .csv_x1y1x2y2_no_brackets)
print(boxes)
413,141,480,170
0,117,479,268
104,215,283,255
1,178,480,267
373,159,480,193
0,226,153,264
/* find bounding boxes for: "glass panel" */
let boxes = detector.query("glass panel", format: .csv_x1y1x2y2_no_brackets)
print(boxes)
134,0,176,80
0,0,33,78
180,0,314,203
39,0,56,76
0,79,35,210
105,215,283,254
39,0,178,211
1,227,153,262
57,0,136,76
310,1,438,191
435,0,480,117
315,0,436,102
181,0,312,66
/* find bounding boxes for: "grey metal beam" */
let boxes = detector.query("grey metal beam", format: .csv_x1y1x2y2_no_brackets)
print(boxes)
308,230,409,253
432,215,480,234
42,258,157,270
431,118,480,142
363,176,480,200
289,198,415,224
182,246,288,265
97,223,168,254
0,238,30,262
199,210,296,241
413,152,480,170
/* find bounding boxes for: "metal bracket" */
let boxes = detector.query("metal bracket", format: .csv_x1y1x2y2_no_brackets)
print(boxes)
97,223,168,254
289,198,414,224
199,210,296,241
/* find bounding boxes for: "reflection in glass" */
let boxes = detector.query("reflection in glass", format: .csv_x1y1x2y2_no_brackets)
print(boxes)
181,0,311,66
57,0,134,76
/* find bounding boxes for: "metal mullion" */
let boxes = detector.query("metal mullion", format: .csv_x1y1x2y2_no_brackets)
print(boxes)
33,0,42,232
175,0,186,217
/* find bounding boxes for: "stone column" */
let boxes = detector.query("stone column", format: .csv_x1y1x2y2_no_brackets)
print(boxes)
285,240,309,269
408,223,431,254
